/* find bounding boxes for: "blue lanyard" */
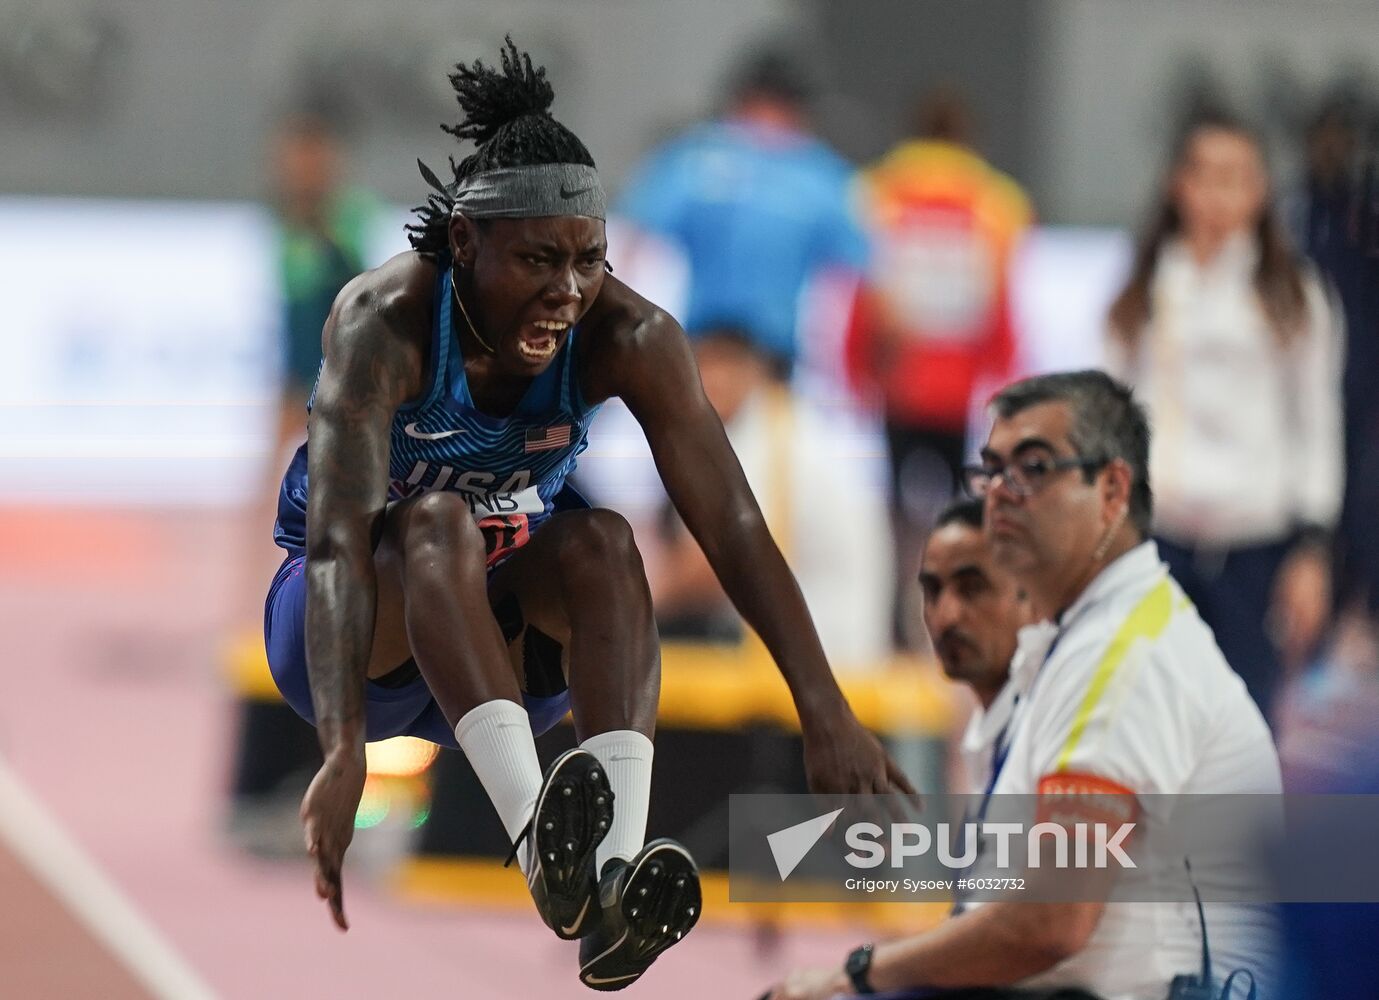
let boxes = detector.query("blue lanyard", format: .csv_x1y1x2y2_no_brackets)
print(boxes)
974,624,1066,823
952,630,1065,913
976,720,1014,824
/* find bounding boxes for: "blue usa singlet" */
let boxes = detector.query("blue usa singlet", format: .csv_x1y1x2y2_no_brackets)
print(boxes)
273,262,601,562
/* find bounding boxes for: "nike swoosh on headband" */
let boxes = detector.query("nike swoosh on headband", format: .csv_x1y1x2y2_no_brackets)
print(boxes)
560,184,594,199
403,422,465,440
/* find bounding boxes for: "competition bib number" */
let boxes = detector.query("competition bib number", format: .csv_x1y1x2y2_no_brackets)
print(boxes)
480,514,531,568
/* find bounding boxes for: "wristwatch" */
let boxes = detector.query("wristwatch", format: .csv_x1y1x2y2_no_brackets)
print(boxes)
845,943,877,995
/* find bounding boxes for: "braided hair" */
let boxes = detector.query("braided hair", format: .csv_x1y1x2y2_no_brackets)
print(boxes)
408,36,595,256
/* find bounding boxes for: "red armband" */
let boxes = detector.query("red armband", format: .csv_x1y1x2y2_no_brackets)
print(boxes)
1036,771,1140,827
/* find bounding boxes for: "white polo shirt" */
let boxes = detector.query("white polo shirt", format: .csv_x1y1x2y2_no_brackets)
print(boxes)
973,541,1282,999
959,659,1022,795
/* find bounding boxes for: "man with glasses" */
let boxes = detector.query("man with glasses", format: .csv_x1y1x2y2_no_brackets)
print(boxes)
767,370,1280,1000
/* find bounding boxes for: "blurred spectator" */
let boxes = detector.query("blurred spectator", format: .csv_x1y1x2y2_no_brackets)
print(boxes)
1274,601,1379,999
272,111,379,416
1291,93,1379,613
1277,600,1379,791
845,90,1031,650
235,111,381,625
1107,111,1344,720
247,110,381,610
1273,125,1379,1000
617,46,868,376
650,330,891,665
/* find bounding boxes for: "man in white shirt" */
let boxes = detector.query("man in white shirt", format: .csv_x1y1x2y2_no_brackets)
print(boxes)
767,370,1281,1000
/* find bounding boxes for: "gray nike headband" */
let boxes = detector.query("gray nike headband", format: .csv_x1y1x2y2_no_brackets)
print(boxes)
450,163,606,221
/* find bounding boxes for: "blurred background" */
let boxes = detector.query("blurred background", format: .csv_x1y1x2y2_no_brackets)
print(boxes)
2,0,1377,997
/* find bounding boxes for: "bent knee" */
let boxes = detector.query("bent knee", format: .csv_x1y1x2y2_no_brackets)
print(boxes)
395,490,483,554
556,509,643,577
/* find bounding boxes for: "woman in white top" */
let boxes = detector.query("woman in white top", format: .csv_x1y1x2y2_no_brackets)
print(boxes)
1106,111,1343,721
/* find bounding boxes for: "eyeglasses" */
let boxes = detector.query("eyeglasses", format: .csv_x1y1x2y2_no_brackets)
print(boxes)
961,455,1107,499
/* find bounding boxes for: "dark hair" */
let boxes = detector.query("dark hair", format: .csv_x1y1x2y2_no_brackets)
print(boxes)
934,497,985,532
407,36,596,255
691,325,769,358
912,87,971,145
990,370,1153,536
690,321,792,382
727,46,815,109
1108,110,1307,344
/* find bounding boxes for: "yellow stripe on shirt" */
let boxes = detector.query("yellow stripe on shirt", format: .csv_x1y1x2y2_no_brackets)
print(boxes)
1053,578,1175,772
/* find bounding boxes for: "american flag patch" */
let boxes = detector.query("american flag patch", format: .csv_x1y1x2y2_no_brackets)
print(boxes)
525,424,572,452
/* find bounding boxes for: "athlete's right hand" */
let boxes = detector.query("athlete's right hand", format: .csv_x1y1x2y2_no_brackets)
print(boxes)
301,743,367,931
801,703,917,797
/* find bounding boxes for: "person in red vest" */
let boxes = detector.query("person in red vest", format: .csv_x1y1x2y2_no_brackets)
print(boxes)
846,91,1032,650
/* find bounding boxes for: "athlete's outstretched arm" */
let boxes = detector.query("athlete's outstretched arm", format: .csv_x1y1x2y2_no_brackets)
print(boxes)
608,305,914,797
301,273,424,929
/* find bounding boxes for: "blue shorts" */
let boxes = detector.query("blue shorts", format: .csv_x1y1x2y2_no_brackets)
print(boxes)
263,555,572,749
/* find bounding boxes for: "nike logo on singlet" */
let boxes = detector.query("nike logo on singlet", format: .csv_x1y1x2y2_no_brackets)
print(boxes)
403,422,465,440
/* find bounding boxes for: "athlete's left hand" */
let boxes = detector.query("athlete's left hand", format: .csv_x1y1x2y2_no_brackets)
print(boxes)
802,704,917,797
300,742,367,931
764,965,850,1000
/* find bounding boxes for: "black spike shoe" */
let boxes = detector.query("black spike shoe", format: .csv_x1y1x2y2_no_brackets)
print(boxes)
577,838,702,991
508,748,615,940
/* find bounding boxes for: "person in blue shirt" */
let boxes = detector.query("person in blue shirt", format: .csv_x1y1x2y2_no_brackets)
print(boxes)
618,47,868,374
264,38,912,992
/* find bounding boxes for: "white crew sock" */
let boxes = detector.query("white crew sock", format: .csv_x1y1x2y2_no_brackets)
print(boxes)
454,699,544,877
581,729,654,875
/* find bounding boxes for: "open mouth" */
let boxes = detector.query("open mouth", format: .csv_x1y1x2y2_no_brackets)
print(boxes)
517,320,569,362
